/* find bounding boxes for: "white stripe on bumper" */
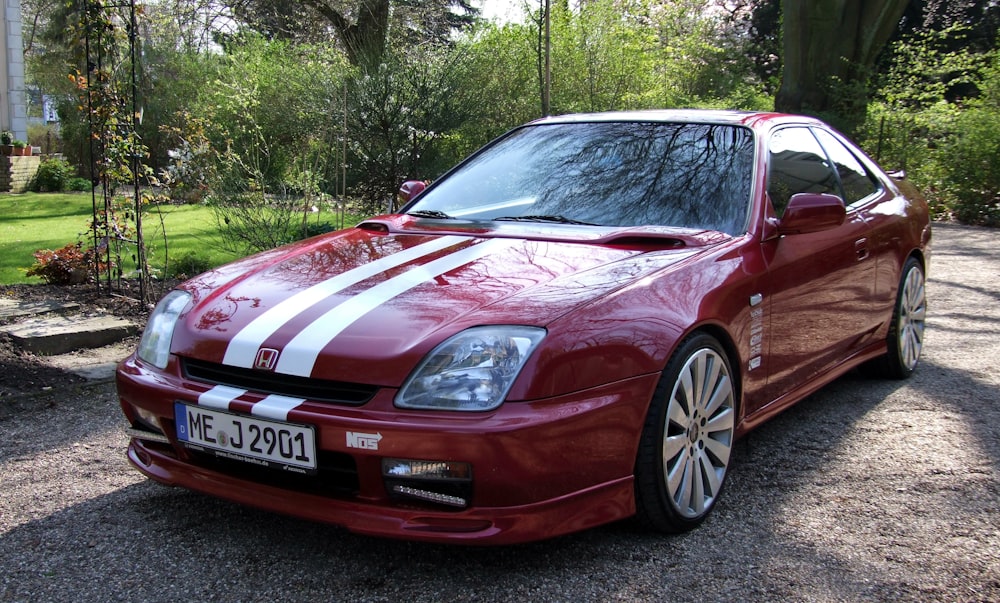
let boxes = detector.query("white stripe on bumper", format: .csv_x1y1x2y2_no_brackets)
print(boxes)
250,394,306,421
197,385,247,410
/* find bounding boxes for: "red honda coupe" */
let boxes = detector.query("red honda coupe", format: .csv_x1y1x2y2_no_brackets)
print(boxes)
118,110,930,544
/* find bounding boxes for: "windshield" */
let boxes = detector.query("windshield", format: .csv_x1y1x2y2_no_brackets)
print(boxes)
408,121,755,235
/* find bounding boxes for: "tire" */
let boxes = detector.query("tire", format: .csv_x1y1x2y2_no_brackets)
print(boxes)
866,257,926,379
634,333,736,532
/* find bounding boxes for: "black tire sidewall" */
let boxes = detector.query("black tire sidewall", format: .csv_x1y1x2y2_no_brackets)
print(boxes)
634,332,734,533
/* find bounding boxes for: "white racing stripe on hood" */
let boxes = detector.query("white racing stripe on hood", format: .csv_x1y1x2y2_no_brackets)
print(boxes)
198,385,247,410
223,235,467,368
276,237,518,377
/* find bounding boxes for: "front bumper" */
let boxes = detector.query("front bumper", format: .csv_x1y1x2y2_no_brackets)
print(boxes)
117,354,658,545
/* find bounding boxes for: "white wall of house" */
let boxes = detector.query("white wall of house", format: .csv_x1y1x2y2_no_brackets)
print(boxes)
0,0,25,140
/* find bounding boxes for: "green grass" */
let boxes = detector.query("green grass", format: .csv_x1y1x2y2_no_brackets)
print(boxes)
0,192,242,285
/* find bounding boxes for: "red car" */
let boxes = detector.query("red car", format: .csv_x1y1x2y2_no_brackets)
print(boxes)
118,110,930,544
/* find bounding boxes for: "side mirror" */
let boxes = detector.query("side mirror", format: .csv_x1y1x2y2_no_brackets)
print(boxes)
397,180,427,205
777,193,846,235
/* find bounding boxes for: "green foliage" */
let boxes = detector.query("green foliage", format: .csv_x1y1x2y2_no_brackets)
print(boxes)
201,36,349,192
860,27,1000,224
347,46,476,210
169,251,211,278
32,158,76,192
549,0,656,113
942,59,1000,226
447,23,539,152
66,177,92,192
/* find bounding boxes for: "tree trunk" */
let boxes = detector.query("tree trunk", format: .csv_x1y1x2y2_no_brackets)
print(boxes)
775,0,909,133
301,0,391,68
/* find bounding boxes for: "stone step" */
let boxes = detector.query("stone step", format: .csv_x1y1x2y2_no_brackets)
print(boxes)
0,314,139,356
44,341,136,381
0,299,81,321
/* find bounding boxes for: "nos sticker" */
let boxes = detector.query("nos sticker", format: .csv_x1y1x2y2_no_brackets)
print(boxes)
346,431,383,450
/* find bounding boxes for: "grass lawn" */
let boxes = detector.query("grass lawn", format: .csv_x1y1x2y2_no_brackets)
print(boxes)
0,192,243,285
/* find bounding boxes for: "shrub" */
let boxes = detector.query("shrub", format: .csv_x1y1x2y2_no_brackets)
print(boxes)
25,242,100,284
66,177,92,191
32,158,76,192
304,221,338,237
169,252,211,278
945,106,1000,226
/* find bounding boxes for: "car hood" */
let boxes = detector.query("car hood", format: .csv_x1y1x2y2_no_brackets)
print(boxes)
170,221,723,385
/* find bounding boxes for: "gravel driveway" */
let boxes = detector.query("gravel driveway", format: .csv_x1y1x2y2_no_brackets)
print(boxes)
1,222,997,602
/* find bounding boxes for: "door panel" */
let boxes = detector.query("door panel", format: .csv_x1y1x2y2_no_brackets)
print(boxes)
758,127,876,408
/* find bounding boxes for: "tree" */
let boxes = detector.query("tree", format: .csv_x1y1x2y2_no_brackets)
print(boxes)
775,0,910,133
231,0,478,67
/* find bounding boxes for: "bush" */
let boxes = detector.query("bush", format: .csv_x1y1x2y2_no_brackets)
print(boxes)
25,242,100,284
32,158,76,192
169,251,211,278
304,221,338,237
66,177,92,191
945,106,1000,225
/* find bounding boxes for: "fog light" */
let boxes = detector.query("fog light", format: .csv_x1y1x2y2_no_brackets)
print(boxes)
134,406,164,433
383,459,471,480
382,458,473,509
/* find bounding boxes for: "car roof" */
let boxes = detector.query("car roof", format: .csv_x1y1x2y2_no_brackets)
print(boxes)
530,109,825,130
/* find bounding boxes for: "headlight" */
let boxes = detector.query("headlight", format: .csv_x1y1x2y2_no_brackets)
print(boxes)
395,326,546,411
137,290,191,369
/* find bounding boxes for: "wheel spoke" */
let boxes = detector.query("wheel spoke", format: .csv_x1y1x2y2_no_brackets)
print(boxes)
697,355,721,410
662,434,687,463
703,374,731,417
669,453,694,512
698,450,723,496
704,435,732,466
705,406,734,434
667,394,690,427
689,357,705,411
691,451,706,514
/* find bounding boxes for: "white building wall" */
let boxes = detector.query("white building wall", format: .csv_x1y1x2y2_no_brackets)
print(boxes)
1,0,25,140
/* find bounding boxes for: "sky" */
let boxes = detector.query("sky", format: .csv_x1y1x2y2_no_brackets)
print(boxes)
475,0,528,23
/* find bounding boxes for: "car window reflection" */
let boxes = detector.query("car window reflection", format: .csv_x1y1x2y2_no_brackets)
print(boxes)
412,122,755,235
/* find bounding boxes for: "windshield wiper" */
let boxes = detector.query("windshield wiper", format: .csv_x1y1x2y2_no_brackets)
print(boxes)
407,210,453,219
494,215,598,226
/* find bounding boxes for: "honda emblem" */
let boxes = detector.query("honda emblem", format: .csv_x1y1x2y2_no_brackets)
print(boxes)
254,348,280,371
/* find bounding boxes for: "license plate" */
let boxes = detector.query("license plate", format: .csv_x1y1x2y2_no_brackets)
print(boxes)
174,402,317,474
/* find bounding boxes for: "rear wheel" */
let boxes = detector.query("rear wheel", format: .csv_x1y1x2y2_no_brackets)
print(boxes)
634,333,736,532
867,257,926,379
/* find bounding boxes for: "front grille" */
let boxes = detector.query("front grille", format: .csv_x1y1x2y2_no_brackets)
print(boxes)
183,358,378,406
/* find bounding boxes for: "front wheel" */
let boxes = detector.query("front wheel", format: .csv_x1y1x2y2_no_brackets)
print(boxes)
634,333,736,532
866,257,926,379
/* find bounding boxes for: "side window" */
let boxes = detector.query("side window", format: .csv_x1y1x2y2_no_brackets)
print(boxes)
767,127,840,217
811,128,880,205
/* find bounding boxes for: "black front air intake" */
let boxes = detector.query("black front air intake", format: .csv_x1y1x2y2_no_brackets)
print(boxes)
182,358,378,406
